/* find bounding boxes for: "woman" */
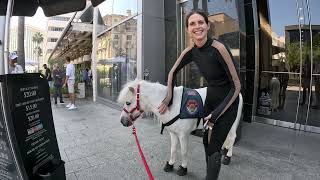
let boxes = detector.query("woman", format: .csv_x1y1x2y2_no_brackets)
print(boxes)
158,9,241,180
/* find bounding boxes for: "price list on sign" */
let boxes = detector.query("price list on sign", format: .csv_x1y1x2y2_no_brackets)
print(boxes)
0,115,20,180
0,74,62,180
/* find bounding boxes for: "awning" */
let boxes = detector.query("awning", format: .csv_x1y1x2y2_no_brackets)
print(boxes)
48,4,105,62
50,23,93,61
0,0,105,17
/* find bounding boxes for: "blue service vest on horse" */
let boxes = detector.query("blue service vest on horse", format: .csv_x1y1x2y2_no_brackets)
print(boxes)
161,88,205,134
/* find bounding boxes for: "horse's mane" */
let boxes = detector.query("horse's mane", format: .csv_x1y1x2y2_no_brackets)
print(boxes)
117,79,165,104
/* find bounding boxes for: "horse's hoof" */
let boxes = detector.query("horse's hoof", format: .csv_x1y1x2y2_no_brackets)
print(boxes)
177,165,187,176
222,155,231,165
222,148,228,156
163,161,174,172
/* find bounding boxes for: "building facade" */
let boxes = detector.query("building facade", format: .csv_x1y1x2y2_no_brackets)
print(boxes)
92,0,320,133
9,25,45,72
49,0,320,143
44,14,73,66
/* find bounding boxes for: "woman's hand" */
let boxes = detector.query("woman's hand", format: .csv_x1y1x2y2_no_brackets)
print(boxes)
158,100,169,114
204,114,214,129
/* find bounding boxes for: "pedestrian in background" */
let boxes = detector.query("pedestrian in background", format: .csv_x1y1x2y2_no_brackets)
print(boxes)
63,57,77,110
88,68,92,87
52,63,65,105
8,51,24,74
43,64,53,88
82,68,89,89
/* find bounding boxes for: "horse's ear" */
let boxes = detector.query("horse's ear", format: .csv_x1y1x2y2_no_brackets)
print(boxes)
129,87,135,94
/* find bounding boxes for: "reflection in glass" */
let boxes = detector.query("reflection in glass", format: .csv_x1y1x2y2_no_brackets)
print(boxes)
99,0,138,29
179,0,240,88
96,17,138,101
256,0,320,131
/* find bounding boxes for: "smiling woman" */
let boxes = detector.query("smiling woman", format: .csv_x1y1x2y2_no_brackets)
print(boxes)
158,9,241,180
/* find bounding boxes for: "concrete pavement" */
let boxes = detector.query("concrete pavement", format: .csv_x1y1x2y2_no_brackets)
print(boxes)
51,99,320,180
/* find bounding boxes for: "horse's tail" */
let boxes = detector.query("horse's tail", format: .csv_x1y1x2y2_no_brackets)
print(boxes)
223,93,243,149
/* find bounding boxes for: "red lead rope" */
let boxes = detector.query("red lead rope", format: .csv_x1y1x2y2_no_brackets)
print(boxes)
132,126,154,180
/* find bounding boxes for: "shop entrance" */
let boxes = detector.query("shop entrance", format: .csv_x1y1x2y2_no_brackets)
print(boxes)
255,0,320,133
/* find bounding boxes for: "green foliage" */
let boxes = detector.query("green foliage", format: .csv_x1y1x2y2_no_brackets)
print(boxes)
286,43,300,70
48,58,64,69
32,32,44,62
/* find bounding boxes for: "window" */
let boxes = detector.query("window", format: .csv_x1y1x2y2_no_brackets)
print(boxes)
113,41,119,47
48,16,70,21
48,27,64,31
127,35,132,40
48,38,58,42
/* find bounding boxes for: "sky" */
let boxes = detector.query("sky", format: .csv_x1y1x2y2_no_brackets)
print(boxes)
10,8,47,30
269,0,320,37
9,0,138,30
97,0,138,17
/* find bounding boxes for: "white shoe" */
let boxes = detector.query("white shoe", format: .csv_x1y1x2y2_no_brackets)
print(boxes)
66,103,72,108
68,104,77,110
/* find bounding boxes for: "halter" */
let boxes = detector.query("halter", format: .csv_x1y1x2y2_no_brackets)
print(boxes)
123,84,144,124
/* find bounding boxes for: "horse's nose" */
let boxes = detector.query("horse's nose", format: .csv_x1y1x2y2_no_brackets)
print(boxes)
121,117,129,127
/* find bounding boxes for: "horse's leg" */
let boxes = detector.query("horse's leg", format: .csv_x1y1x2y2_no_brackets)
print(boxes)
177,133,189,176
221,127,236,165
222,145,233,165
164,132,178,172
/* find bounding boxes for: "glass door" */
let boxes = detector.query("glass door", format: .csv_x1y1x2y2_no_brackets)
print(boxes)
298,0,320,132
176,0,241,88
255,0,320,133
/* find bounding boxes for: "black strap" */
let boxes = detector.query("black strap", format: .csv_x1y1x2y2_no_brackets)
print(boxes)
160,115,180,134
197,118,201,128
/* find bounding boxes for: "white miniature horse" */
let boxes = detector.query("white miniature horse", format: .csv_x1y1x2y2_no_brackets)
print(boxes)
118,79,243,176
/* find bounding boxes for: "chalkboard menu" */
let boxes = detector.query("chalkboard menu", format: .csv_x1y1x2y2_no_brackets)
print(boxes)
0,74,63,180
0,104,21,180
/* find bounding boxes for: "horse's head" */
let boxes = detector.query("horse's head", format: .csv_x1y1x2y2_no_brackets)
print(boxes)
117,80,144,127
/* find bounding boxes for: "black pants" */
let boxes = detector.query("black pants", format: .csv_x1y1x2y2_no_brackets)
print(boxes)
203,97,239,156
54,86,63,102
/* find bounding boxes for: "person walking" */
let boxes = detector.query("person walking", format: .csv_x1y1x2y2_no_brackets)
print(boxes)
8,52,24,74
63,57,77,110
52,63,65,105
43,64,53,88
158,9,241,180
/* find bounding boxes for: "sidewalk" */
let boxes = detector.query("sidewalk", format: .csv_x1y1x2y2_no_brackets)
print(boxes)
52,99,320,180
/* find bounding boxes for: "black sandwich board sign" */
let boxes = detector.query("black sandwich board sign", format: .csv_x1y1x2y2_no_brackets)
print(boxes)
0,73,65,180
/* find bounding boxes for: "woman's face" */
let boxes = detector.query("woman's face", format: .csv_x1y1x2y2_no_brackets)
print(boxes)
187,13,209,42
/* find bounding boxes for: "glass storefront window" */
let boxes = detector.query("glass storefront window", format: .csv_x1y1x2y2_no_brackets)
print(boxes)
96,17,138,101
177,0,240,88
98,0,139,30
255,0,320,133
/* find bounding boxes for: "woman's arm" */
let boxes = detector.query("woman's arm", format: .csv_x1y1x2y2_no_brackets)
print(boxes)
209,40,241,123
158,47,193,114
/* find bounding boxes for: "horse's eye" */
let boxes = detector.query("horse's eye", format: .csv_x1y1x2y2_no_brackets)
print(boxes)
126,102,131,106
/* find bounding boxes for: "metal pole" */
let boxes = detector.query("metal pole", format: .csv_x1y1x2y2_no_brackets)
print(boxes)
251,0,260,121
2,0,14,75
91,7,98,102
0,16,6,75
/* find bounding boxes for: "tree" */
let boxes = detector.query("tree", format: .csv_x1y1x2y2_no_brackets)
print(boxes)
286,43,300,71
32,32,44,72
17,16,25,71
313,34,320,62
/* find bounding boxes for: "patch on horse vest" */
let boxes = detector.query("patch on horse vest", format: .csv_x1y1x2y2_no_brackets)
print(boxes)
180,88,205,119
